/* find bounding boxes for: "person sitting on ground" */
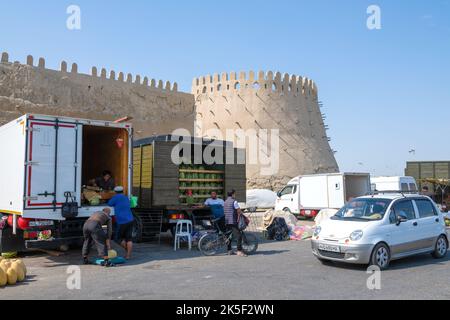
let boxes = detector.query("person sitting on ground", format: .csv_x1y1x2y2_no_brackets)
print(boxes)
95,170,116,191
224,190,247,257
108,186,134,260
204,192,225,232
82,208,113,267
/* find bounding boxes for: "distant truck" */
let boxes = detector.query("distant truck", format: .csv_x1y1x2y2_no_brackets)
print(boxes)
131,135,246,241
0,114,132,252
275,173,371,218
370,176,417,193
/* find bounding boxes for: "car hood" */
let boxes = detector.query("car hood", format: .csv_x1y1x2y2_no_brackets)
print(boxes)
319,219,371,239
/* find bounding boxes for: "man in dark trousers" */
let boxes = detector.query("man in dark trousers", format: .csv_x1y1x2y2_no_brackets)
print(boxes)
224,190,246,257
82,208,113,267
108,186,135,260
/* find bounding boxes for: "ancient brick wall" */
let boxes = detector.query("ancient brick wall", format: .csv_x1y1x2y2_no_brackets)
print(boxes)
0,52,195,138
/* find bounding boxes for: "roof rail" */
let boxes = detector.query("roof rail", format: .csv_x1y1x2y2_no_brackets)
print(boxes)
367,190,420,198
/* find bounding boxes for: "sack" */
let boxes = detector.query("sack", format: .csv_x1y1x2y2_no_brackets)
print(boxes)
266,217,289,241
62,192,78,218
238,214,250,231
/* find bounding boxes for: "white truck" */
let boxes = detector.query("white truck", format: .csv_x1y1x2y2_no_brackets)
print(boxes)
370,176,418,193
0,114,132,252
275,173,371,218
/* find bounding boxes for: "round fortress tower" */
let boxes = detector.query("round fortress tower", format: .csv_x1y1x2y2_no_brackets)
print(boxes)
192,71,339,190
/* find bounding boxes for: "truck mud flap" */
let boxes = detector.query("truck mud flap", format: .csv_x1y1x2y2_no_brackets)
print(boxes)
25,236,83,250
0,227,26,253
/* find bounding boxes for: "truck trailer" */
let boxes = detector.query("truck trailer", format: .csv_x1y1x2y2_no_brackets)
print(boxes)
0,114,132,252
131,135,246,241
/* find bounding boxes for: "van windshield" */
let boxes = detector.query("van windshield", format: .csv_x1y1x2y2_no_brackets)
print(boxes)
333,198,392,221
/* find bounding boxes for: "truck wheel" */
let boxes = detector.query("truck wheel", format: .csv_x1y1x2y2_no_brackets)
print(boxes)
132,215,143,243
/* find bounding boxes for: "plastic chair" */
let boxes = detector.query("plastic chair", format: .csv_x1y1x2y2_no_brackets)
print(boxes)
174,220,193,251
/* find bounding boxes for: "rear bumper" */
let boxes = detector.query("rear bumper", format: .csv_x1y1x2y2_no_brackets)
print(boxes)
311,240,374,265
25,236,83,250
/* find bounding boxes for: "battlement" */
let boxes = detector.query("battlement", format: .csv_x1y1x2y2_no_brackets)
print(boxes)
1,51,179,93
192,71,318,98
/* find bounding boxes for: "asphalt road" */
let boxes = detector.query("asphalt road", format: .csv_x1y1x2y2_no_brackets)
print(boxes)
2,236,450,300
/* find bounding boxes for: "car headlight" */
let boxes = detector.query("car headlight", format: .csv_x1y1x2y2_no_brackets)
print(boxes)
350,230,363,241
313,226,322,237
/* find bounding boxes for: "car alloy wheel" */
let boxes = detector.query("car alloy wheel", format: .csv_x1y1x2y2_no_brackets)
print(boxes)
375,246,389,269
437,237,448,257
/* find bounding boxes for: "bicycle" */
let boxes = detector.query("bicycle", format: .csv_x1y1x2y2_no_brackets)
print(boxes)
198,218,259,256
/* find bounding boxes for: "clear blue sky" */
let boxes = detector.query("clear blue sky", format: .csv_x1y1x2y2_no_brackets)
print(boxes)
1,0,449,176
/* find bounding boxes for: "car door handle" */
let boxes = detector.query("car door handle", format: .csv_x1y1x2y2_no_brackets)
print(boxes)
413,222,418,227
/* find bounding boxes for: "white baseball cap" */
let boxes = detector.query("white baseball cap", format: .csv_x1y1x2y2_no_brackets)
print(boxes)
114,186,124,193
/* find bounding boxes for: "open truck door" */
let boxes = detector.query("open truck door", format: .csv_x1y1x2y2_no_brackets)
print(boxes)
25,119,80,214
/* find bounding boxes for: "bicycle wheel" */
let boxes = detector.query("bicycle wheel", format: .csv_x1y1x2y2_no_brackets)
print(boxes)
241,232,258,255
198,233,224,256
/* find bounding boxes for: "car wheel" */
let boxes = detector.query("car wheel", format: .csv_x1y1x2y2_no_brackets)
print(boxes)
283,208,291,214
432,235,448,259
370,243,390,270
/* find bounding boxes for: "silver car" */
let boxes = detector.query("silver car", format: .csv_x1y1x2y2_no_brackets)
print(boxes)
311,193,448,270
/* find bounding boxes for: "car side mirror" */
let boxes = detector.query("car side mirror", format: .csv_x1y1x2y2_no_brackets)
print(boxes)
396,213,408,226
277,192,282,198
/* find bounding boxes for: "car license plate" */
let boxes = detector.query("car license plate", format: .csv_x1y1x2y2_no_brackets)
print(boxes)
318,243,340,253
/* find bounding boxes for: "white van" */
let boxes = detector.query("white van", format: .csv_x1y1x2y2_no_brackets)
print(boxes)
371,176,418,193
275,173,371,218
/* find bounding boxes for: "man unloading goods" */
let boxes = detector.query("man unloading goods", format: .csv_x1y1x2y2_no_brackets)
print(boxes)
108,186,135,260
82,208,113,267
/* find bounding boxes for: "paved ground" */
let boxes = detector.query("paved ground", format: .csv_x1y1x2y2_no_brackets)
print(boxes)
2,234,450,300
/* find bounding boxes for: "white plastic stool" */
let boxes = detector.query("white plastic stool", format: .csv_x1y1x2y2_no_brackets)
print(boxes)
174,220,193,251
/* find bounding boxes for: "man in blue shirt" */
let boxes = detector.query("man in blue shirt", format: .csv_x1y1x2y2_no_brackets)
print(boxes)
108,186,134,259
204,192,225,232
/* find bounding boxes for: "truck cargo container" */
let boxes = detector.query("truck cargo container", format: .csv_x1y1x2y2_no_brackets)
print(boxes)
132,135,246,241
0,114,132,252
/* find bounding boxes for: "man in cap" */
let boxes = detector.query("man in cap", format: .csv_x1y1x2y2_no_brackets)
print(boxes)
108,186,135,259
82,208,113,267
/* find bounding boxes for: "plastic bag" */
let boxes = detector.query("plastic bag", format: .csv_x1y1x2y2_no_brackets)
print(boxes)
130,196,139,208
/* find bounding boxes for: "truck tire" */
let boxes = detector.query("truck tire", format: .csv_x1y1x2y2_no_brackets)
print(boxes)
132,215,143,243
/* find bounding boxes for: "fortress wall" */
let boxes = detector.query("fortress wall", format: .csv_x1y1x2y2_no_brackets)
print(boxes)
0,52,195,138
193,71,339,190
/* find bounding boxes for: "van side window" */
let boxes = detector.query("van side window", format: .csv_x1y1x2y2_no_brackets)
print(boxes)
280,186,294,196
416,199,437,218
401,183,409,191
409,183,417,192
391,200,416,221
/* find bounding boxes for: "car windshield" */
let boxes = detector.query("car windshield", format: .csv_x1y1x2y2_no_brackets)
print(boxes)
333,198,392,221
